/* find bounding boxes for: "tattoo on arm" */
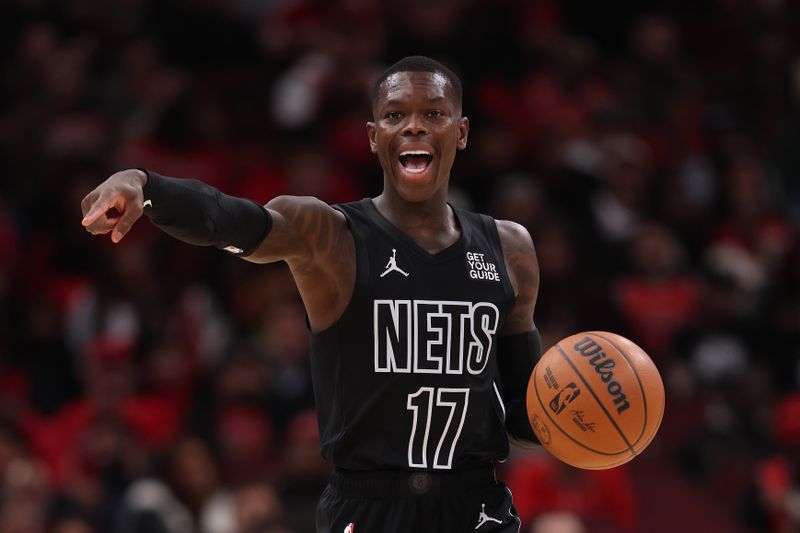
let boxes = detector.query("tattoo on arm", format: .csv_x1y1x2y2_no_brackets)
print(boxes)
497,220,539,334
248,195,355,332
245,196,350,273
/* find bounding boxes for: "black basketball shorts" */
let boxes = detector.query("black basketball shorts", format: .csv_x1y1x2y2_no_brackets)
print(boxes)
315,466,521,533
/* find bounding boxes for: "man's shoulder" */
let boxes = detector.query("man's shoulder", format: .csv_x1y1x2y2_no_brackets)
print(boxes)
495,219,533,247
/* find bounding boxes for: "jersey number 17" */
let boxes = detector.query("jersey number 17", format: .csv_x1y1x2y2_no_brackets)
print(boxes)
406,387,470,469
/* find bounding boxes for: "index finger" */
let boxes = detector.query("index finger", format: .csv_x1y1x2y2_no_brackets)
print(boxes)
81,192,116,227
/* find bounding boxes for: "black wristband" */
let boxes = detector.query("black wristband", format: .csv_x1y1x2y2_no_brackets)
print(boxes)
141,169,272,256
497,329,542,445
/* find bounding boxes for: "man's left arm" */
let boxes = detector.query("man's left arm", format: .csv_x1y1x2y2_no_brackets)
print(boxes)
496,220,541,447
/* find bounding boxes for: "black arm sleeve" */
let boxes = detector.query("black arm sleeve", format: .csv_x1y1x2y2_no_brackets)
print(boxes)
141,170,272,256
497,329,543,446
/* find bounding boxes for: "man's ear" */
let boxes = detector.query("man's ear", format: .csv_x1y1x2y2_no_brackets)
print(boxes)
457,116,469,150
366,121,378,154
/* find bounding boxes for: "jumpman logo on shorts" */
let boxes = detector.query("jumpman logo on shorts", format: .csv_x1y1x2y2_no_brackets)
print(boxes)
474,503,502,529
380,248,409,278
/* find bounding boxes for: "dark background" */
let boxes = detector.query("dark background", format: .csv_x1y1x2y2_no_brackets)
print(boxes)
0,0,799,532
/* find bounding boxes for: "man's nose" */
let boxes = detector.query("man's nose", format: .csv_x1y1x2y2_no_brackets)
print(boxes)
402,114,427,136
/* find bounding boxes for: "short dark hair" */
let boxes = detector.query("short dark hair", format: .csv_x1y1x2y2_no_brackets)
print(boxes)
372,55,463,111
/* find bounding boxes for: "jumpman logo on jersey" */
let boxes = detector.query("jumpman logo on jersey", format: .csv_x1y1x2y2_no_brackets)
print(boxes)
380,248,409,278
474,503,502,529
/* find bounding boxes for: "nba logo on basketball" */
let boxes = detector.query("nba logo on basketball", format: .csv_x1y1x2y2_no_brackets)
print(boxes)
344,523,355,533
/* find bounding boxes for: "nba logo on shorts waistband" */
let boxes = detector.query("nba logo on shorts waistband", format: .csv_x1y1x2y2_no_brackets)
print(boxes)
344,523,355,533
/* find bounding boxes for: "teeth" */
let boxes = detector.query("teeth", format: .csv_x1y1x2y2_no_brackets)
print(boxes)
400,150,432,157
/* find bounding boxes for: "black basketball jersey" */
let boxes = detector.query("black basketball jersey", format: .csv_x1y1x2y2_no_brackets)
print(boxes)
309,199,516,472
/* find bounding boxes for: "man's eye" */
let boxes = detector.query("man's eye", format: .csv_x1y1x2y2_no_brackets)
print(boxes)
386,111,402,119
428,110,443,118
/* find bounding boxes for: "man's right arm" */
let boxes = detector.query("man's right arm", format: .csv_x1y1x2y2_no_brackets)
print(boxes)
81,168,338,262
81,168,354,330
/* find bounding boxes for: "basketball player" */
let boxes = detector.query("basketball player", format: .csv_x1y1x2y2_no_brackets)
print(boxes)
81,56,542,532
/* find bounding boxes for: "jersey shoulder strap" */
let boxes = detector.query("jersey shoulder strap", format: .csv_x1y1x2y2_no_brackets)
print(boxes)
332,199,373,288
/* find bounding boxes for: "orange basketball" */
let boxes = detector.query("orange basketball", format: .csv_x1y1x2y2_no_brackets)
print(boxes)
526,331,665,470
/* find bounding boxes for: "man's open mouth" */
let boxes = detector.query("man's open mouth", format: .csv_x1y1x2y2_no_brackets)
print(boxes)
399,150,433,174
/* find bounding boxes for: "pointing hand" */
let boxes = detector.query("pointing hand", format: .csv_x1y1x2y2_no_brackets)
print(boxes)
80,169,147,243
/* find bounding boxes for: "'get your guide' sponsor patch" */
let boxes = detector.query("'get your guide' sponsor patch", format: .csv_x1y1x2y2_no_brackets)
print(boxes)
466,251,500,282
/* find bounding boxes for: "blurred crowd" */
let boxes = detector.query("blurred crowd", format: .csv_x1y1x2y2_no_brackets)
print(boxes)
0,0,799,532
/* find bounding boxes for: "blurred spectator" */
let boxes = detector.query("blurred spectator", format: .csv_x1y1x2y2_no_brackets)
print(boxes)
50,516,95,533
278,410,329,532
743,393,800,532
11,290,78,415
231,482,291,533
0,457,51,533
589,133,654,248
215,406,277,485
505,450,637,532
768,240,800,395
615,12,701,162
0,421,27,476
120,436,231,533
257,301,316,433
525,216,619,349
56,414,148,531
488,175,547,235
613,223,701,360
708,152,794,290
529,511,586,533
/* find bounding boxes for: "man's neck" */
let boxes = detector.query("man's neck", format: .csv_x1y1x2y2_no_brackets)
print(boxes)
372,189,460,254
